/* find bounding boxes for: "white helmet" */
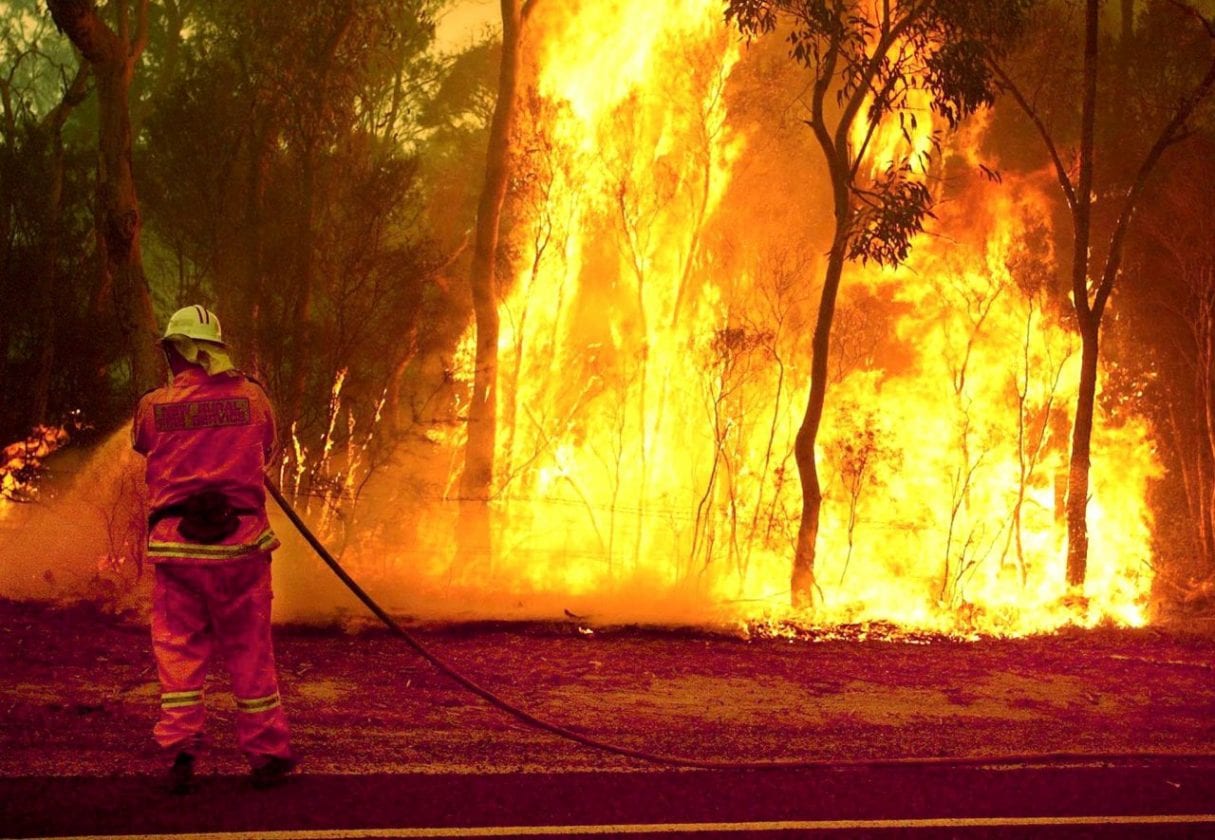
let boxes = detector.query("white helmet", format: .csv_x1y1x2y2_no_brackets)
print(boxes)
162,305,224,346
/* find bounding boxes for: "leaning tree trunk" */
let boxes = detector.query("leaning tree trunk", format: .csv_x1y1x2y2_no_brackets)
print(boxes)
47,0,160,396
31,64,91,425
457,0,528,566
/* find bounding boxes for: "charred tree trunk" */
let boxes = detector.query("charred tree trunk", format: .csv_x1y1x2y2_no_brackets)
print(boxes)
1202,305,1215,572
461,0,527,504
96,57,159,394
47,0,160,396
243,119,277,377
216,102,278,383
31,64,91,425
286,151,316,425
457,0,533,566
1062,0,1100,589
791,233,847,607
0,76,18,409
1066,318,1100,586
0,78,13,269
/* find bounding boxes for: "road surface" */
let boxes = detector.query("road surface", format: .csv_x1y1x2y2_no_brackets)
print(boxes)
3,759,1213,838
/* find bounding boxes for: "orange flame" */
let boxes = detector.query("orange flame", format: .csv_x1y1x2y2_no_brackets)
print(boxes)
1,425,72,508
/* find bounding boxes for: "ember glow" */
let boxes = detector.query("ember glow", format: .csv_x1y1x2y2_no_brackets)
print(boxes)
424,0,1162,635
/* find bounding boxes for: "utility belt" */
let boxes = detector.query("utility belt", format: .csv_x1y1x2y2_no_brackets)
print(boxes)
148,490,259,544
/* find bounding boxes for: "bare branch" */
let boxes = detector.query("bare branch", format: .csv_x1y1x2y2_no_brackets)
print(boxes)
40,58,90,133
1093,53,1215,319
131,0,150,60
988,61,1077,212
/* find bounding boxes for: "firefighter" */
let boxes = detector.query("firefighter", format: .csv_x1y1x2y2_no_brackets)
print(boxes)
132,305,295,793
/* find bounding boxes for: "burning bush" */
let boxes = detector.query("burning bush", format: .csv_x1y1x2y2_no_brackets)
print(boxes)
1,425,72,505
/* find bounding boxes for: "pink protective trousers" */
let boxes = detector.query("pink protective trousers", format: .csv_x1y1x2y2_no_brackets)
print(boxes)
150,554,292,764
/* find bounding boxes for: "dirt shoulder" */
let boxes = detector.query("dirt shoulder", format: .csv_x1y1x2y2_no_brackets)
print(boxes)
1,597,1213,777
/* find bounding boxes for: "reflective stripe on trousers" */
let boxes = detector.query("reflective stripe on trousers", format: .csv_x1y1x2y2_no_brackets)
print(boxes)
236,692,281,713
150,554,292,763
161,689,204,710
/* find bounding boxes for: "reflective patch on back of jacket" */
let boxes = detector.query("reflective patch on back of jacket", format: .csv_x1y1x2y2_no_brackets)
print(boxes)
154,398,252,432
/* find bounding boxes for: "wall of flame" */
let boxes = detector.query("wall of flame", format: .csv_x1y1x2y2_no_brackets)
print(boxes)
435,0,1160,634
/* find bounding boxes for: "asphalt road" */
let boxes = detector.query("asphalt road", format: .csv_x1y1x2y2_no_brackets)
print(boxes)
3,759,1213,839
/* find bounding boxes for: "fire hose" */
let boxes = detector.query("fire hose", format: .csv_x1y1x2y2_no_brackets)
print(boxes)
266,477,1215,771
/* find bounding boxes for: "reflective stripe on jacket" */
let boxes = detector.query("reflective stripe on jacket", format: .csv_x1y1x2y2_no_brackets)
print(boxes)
134,367,281,564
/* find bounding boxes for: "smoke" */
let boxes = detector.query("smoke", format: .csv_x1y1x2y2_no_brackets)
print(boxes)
0,429,150,611
0,429,731,628
271,449,747,627
0,429,357,624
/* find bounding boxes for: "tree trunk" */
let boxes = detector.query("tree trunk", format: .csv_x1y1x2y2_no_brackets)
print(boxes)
461,0,524,505
457,0,528,568
1066,318,1100,586
1119,0,1134,50
242,119,276,377
791,234,848,608
0,78,18,410
31,65,90,425
0,79,13,272
1202,311,1215,572
97,59,159,394
47,0,160,396
286,150,316,425
1062,0,1100,589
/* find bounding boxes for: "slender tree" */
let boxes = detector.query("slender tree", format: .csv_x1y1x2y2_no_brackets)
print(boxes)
725,0,1030,607
991,0,1215,587
30,61,91,424
458,0,539,562
47,0,159,395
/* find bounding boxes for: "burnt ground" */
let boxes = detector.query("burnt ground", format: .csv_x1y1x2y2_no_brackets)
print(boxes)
2,597,1214,781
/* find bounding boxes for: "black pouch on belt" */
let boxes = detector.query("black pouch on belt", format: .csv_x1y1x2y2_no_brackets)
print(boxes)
149,491,254,544
178,491,243,543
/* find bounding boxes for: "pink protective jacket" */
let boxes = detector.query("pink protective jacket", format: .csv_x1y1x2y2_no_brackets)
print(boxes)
134,367,281,564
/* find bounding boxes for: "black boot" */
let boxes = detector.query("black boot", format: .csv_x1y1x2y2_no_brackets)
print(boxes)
250,755,296,789
167,751,194,795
